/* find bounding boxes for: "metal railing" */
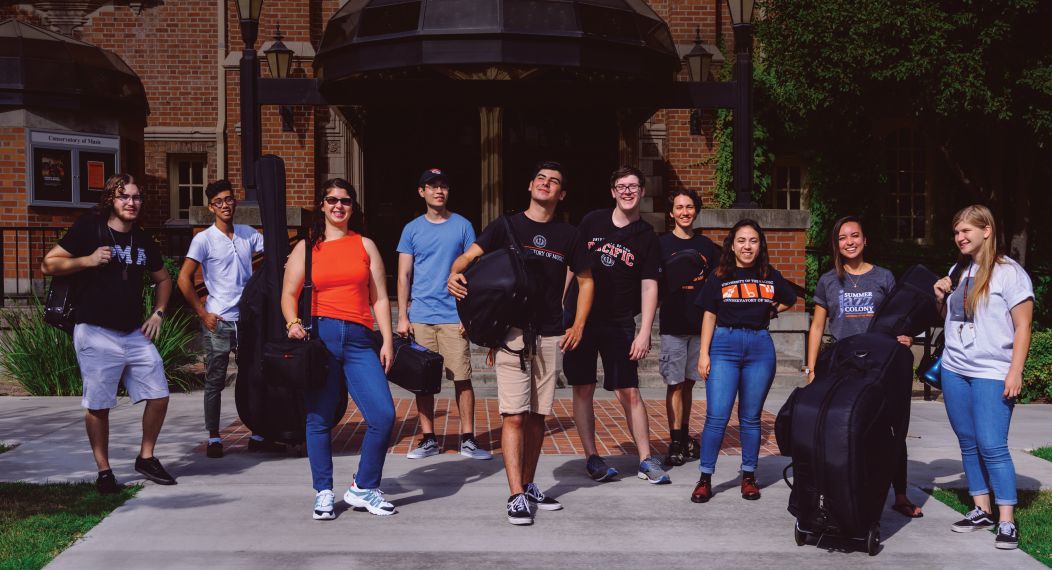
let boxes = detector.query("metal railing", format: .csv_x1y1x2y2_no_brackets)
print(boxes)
0,225,194,307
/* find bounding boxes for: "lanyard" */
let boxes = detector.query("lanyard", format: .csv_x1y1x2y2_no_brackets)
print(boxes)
960,262,973,322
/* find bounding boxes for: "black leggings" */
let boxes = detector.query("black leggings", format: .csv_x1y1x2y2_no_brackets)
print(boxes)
893,439,908,495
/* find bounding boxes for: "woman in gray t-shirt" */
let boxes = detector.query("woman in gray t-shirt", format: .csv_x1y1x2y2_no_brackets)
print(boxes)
805,216,922,518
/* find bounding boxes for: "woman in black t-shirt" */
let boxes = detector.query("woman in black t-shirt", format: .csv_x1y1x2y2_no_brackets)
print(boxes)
690,219,796,504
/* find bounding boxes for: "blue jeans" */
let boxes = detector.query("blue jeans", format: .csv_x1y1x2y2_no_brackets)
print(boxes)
941,368,1017,505
305,318,395,492
699,327,776,474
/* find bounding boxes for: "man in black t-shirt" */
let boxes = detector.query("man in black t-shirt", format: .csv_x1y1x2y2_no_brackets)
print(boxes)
564,166,669,485
448,161,594,526
42,174,177,493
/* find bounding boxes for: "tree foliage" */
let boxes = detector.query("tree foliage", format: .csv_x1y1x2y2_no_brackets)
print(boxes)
756,0,1052,266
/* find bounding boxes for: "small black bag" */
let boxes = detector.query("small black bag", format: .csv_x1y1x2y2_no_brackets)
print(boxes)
43,217,104,335
263,240,329,390
373,332,444,395
457,216,531,349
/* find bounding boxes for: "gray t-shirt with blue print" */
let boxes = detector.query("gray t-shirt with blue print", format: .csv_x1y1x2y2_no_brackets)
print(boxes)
813,266,896,341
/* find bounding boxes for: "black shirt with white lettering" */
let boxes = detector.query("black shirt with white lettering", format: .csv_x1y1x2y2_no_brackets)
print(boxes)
697,265,797,330
659,232,720,335
475,212,587,336
58,213,164,332
576,208,662,327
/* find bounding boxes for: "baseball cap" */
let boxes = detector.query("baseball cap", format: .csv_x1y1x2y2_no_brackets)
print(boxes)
418,168,450,187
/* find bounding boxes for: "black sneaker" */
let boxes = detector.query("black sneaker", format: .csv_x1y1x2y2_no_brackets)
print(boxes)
995,521,1019,550
507,493,533,525
247,437,285,453
664,441,685,467
95,470,121,495
950,506,995,533
135,456,177,485
206,441,224,459
524,482,563,511
685,436,700,460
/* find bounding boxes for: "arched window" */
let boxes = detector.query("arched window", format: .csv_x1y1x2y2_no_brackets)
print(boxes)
883,127,929,241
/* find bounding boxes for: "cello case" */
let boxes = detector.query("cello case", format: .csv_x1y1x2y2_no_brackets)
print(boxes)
234,155,346,443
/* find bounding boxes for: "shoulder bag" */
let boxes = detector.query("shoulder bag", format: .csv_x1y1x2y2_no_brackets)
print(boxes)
44,217,104,335
263,239,330,390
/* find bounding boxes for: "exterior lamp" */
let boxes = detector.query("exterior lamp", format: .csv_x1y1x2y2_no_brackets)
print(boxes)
264,25,296,131
726,0,755,25
235,0,264,47
684,28,712,135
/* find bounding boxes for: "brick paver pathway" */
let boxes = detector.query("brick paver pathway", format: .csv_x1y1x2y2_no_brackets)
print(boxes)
213,398,779,457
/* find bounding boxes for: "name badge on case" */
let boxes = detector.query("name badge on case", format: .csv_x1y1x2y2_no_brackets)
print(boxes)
959,322,976,347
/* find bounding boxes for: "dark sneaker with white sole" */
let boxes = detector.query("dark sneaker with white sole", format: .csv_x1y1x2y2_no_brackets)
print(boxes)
586,454,618,482
206,441,223,459
950,507,995,532
995,521,1019,550
524,482,563,511
95,470,121,495
134,456,177,485
507,493,533,525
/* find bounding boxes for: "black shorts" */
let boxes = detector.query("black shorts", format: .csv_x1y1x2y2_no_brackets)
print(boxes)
563,324,639,391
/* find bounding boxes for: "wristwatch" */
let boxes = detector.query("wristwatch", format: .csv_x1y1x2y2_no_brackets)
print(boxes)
154,310,165,319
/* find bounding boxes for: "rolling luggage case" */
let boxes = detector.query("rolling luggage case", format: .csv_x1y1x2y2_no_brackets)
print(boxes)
780,333,914,555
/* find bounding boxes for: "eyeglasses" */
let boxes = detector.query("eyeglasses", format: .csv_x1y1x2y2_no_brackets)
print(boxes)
424,183,450,190
614,183,641,194
115,193,143,203
210,196,236,207
323,196,354,206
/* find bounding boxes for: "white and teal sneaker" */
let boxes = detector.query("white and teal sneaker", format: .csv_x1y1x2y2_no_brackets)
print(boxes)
313,489,335,520
638,456,671,484
344,481,396,516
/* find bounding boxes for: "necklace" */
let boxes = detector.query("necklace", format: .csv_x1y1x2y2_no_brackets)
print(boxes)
107,226,133,281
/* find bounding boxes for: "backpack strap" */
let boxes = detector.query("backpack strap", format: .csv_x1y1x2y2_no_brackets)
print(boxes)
299,238,314,332
498,214,536,370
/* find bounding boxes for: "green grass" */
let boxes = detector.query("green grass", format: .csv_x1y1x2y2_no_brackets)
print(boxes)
931,488,1052,567
0,444,11,455
1033,447,1052,463
0,482,139,569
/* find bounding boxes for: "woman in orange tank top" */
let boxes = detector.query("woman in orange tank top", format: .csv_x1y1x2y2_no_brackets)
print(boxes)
281,178,396,520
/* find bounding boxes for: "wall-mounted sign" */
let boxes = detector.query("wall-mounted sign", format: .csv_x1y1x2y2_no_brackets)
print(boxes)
28,130,120,207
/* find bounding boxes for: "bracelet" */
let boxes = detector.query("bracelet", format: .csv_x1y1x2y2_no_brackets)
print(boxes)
285,318,302,331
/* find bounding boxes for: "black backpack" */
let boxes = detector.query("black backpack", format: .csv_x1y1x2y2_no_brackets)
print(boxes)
457,216,531,349
44,215,104,335
866,264,942,338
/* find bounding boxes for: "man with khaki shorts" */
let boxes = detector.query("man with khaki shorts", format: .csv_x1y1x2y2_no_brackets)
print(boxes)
397,168,491,460
449,161,594,525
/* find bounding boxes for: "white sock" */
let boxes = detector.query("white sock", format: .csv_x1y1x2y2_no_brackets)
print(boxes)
250,434,265,442
208,437,222,444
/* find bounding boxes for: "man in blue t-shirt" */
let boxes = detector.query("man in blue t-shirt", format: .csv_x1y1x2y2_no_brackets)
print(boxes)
396,169,491,460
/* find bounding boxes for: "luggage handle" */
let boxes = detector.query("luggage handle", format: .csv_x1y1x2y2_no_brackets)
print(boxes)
783,462,794,490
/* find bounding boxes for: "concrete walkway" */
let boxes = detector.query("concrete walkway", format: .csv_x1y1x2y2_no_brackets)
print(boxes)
1,380,1049,568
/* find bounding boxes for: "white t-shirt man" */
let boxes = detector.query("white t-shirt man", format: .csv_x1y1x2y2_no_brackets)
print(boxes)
942,257,1033,379
185,224,264,320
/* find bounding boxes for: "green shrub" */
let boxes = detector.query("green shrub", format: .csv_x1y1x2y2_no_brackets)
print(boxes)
0,271,199,396
1023,330,1052,403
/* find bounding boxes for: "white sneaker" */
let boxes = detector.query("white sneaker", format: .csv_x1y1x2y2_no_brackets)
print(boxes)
407,438,440,459
313,490,335,520
460,437,493,460
344,482,396,516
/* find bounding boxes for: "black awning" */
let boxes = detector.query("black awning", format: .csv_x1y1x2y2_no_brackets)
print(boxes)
0,19,148,117
316,0,681,98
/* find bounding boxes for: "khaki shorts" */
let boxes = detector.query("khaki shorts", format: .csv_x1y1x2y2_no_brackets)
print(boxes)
412,323,472,382
495,328,559,416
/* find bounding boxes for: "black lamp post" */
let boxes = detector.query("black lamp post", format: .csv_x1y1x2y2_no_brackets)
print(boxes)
728,0,756,208
684,28,713,135
236,0,264,202
264,25,295,132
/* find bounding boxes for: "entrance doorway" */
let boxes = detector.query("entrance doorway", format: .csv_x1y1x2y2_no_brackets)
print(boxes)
362,106,482,285
502,107,620,225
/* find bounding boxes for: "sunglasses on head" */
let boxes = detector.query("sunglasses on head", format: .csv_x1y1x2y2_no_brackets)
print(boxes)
323,196,354,206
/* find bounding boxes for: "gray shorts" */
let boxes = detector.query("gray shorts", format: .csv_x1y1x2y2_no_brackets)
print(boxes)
74,323,169,410
659,334,702,385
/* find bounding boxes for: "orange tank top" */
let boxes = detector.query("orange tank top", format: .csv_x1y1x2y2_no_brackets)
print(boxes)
310,234,374,329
